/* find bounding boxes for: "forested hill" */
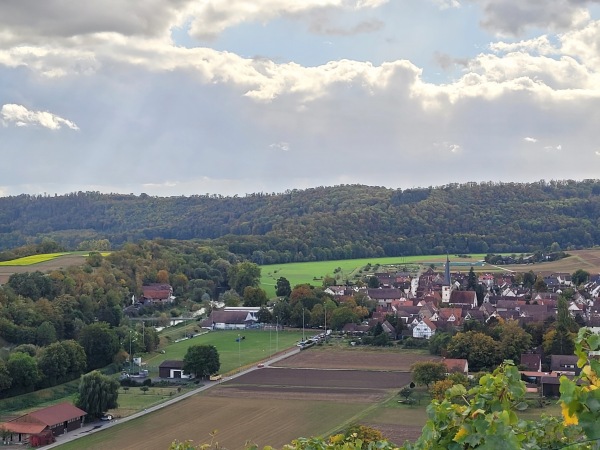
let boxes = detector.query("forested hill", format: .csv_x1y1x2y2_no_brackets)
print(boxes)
1,180,600,262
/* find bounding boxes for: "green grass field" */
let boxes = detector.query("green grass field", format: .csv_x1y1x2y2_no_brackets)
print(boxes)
260,254,489,297
144,329,314,375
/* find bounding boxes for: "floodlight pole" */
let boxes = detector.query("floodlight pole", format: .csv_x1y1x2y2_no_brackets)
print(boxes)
238,333,241,368
324,304,327,343
302,308,305,342
129,330,133,374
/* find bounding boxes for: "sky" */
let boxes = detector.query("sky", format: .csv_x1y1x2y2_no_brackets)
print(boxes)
1,0,600,197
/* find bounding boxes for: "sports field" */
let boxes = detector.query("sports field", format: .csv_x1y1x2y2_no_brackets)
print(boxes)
144,329,315,376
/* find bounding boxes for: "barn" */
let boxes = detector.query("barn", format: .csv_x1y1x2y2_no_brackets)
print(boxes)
159,360,192,379
0,402,86,446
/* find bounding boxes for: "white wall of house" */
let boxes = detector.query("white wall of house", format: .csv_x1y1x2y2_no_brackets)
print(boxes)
412,322,435,339
168,369,192,379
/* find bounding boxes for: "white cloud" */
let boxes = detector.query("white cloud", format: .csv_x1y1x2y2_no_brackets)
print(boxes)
432,0,461,9
544,144,563,151
1,104,79,130
269,142,291,151
1,0,600,197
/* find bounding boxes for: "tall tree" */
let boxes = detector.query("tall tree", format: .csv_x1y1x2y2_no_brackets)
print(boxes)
227,262,261,295
467,267,478,291
60,340,87,376
183,345,220,378
499,320,532,362
75,371,119,419
411,362,447,389
446,331,503,372
256,306,272,324
37,342,69,384
36,321,58,347
275,277,292,297
242,286,268,307
7,352,40,391
78,322,120,370
0,360,11,392
571,269,590,286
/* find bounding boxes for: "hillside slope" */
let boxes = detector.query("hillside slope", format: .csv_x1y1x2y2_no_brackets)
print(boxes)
1,180,599,261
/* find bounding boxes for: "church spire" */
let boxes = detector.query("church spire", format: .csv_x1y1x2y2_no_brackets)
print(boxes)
445,253,451,286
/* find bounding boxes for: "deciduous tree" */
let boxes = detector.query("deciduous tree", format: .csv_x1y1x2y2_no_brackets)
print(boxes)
446,331,502,372
0,360,11,392
183,345,220,379
75,371,119,419
411,361,446,389
275,277,292,297
7,352,40,391
77,322,120,370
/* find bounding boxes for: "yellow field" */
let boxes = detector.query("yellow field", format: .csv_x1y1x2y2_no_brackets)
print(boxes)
0,252,68,266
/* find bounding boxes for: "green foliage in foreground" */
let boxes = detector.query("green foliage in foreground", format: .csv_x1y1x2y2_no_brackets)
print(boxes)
173,329,600,450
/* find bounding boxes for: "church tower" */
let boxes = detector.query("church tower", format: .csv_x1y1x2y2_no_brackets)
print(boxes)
442,254,452,303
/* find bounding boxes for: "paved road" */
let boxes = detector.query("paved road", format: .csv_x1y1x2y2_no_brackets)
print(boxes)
41,347,301,449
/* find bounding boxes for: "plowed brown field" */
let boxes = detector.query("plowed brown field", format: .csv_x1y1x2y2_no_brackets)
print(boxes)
58,349,429,449
273,347,440,371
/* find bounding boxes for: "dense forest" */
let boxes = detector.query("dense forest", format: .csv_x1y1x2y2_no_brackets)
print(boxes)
1,179,599,262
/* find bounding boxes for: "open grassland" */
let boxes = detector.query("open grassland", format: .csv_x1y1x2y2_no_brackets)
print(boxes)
144,329,314,376
111,386,184,418
260,249,600,296
260,254,488,296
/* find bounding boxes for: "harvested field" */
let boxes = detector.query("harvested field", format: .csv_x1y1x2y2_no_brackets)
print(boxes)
500,248,600,276
366,423,424,446
274,347,440,371
211,367,413,403
209,385,390,402
56,356,418,450
226,367,413,389
56,395,369,450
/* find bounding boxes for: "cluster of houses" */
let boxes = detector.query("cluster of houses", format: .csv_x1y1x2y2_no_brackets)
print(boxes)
330,262,600,341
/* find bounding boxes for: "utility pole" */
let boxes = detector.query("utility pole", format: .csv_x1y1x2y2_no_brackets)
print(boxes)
324,304,327,344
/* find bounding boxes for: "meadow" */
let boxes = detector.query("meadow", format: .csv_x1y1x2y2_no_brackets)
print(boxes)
143,329,314,376
260,254,489,297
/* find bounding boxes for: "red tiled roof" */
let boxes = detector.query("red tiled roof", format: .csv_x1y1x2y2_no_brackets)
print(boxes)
28,402,86,427
0,420,47,435
443,358,467,372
